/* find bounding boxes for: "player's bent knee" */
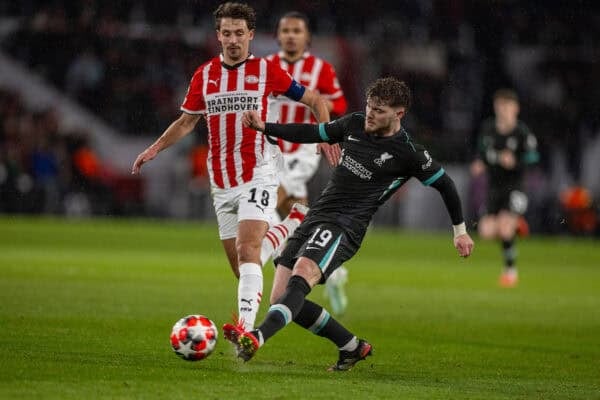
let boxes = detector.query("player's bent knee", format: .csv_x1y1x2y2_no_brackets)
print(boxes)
498,225,516,240
478,219,497,239
293,258,321,287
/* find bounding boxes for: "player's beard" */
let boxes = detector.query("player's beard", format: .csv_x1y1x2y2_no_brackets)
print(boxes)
366,119,393,136
365,120,381,134
226,46,244,62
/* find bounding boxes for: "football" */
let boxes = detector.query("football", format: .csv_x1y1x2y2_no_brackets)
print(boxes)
170,315,218,361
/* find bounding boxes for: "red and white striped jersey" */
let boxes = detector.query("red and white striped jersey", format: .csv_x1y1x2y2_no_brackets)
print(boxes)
266,51,347,153
181,55,296,189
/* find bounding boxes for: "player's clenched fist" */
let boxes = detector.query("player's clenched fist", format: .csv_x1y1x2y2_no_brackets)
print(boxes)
242,111,265,132
454,234,474,258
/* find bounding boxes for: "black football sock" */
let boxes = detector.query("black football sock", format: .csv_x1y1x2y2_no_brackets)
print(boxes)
294,299,354,348
257,275,311,343
502,237,516,269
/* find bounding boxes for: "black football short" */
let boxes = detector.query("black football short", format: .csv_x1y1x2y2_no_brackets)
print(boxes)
487,187,528,215
274,219,359,284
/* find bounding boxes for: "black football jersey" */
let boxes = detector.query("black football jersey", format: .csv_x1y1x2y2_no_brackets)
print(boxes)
477,118,539,189
307,112,446,245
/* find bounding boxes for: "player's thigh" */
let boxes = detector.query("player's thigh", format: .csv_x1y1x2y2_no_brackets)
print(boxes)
212,177,279,240
238,178,278,226
298,222,355,284
478,215,498,239
212,186,243,240
273,222,309,272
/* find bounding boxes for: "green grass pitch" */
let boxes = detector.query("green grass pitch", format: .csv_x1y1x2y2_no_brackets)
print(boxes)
1,216,599,399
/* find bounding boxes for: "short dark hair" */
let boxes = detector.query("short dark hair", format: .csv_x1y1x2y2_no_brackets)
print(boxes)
493,88,519,103
366,77,411,109
276,11,311,33
214,2,256,31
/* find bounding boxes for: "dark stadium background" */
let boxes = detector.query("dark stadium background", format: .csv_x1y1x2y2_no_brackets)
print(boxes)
1,0,599,235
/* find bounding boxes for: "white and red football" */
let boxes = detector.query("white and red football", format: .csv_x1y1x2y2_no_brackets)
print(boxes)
170,315,218,361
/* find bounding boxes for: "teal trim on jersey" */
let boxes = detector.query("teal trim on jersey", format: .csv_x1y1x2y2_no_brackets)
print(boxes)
318,123,330,141
378,177,405,200
312,311,331,334
402,128,416,151
269,304,292,325
423,168,445,186
319,234,342,271
523,151,540,164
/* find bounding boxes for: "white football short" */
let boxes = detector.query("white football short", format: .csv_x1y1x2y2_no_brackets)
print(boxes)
279,144,321,198
211,170,279,240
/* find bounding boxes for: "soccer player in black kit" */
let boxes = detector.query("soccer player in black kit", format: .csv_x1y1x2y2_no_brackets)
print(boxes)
223,77,474,371
470,89,539,288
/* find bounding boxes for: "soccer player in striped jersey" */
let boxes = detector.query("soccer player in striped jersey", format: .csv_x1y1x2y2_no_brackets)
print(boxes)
131,3,336,336
267,11,350,316
229,77,474,370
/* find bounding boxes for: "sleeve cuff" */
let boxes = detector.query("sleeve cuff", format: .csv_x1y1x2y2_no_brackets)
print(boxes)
453,222,467,238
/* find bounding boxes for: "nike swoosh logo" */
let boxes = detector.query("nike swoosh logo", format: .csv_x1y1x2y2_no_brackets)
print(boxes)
306,246,320,250
348,136,360,142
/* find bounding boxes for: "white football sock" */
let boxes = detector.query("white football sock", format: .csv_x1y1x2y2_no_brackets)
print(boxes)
238,263,263,331
260,212,302,266
339,336,359,352
255,330,265,346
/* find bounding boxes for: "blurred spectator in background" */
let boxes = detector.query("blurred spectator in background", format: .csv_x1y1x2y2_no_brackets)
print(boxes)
65,131,114,215
0,89,66,213
0,87,131,217
65,45,105,109
470,89,539,288
30,108,67,214
187,130,211,218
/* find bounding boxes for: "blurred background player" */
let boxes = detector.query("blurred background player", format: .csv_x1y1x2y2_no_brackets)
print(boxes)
132,2,332,333
266,11,349,315
470,89,539,287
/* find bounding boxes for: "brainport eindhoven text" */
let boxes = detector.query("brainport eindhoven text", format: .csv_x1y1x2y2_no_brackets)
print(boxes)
206,93,261,114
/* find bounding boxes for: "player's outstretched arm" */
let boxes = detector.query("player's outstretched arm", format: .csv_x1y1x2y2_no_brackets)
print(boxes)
298,89,340,165
242,111,325,144
132,113,201,174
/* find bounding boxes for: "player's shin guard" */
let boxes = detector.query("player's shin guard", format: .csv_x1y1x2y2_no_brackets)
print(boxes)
294,299,354,348
238,263,263,331
257,275,311,343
